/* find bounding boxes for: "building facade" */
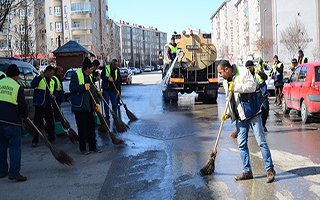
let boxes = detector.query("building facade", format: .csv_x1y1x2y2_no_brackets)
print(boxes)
118,22,167,68
211,0,319,65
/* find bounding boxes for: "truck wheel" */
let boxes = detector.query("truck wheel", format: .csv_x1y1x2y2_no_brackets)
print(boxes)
301,101,311,124
281,97,290,115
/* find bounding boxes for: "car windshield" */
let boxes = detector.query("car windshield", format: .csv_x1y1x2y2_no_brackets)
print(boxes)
315,66,320,81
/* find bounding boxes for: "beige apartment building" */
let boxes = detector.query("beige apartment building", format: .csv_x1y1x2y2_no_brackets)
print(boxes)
0,0,46,59
211,0,320,65
117,22,167,68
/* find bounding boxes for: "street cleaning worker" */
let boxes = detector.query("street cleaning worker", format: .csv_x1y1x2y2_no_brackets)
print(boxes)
52,66,64,106
217,60,275,183
230,60,270,138
167,37,179,62
101,59,121,126
290,58,299,74
31,65,56,147
69,57,101,154
0,64,28,182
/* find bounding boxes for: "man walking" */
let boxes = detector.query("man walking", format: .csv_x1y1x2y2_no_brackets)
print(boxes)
0,64,28,181
31,65,56,147
217,60,275,183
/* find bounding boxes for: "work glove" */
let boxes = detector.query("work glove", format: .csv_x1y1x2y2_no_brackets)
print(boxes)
228,81,234,92
85,83,90,91
95,104,101,113
116,90,120,96
109,77,114,82
97,91,103,99
221,114,230,122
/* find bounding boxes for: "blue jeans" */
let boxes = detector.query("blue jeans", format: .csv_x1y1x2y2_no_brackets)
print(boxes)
236,115,273,172
0,123,22,176
102,90,118,120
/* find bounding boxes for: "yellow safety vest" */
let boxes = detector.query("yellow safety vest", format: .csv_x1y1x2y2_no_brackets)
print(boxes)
52,75,62,91
76,70,93,85
0,77,19,105
254,66,265,84
105,65,118,80
169,44,178,53
36,78,55,94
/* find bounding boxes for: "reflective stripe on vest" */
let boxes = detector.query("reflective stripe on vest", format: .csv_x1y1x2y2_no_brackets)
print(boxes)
0,77,19,105
36,78,55,94
52,76,62,91
76,70,85,85
105,65,118,80
169,44,178,53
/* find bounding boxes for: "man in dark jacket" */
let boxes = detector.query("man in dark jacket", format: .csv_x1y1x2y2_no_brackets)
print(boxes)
70,57,101,154
31,65,55,147
101,59,121,124
0,64,28,182
52,66,64,106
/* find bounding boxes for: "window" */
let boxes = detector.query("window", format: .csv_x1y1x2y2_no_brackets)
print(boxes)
50,38,54,46
315,66,320,81
93,22,97,29
298,66,308,82
49,7,52,15
20,25,25,34
19,9,25,19
55,7,61,16
65,22,68,30
73,21,80,28
71,2,91,12
55,22,62,32
49,22,53,31
290,66,301,82
64,5,67,14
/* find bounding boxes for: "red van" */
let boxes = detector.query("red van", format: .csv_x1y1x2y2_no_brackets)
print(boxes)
282,62,320,123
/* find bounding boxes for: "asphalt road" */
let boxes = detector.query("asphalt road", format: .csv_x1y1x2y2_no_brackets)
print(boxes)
1,71,320,200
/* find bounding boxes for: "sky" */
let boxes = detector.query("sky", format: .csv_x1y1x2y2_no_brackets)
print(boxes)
109,0,225,41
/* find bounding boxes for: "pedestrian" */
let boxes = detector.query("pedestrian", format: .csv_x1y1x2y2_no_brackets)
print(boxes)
0,64,28,182
270,55,284,106
92,59,101,83
101,58,121,125
297,49,308,64
69,57,101,154
217,60,276,183
31,65,56,147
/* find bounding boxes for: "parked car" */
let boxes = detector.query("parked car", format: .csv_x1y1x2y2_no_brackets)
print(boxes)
0,57,39,118
282,62,320,123
119,68,133,84
135,67,142,74
144,66,152,72
130,67,139,75
62,68,81,99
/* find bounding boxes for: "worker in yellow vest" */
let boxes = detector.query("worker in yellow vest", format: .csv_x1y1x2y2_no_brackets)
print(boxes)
298,49,308,64
101,59,121,125
70,57,101,154
0,64,28,181
30,65,55,147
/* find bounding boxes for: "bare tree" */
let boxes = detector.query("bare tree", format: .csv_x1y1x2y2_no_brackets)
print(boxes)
254,38,273,57
280,19,310,57
0,0,25,31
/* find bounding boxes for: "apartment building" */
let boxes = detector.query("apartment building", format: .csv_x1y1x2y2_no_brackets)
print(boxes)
211,0,319,64
0,0,46,58
45,0,110,58
118,22,167,68
105,19,121,62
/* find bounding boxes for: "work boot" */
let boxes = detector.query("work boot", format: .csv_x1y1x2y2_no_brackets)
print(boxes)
8,173,27,182
266,168,276,183
234,171,253,181
89,148,102,153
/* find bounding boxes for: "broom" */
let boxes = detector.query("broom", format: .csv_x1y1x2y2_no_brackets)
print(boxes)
87,89,124,145
91,81,129,133
43,77,78,143
110,81,138,122
24,118,74,166
199,90,233,176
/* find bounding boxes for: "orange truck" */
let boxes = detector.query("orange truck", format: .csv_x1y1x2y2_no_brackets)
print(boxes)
162,31,219,103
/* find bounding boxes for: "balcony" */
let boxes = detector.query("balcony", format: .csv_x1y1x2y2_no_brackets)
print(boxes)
70,11,91,19
71,26,92,35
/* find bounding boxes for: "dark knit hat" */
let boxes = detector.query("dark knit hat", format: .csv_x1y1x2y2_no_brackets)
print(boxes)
245,60,254,67
92,59,100,66
291,58,298,63
83,57,92,70
6,64,20,77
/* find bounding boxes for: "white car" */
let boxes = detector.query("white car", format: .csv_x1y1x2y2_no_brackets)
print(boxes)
144,66,152,72
62,68,81,99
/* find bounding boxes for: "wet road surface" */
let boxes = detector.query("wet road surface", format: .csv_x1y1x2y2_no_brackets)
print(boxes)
97,72,320,199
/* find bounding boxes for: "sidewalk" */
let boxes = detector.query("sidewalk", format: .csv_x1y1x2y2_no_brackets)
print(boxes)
0,104,119,200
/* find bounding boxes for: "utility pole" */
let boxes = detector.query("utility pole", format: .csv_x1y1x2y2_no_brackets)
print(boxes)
23,0,28,61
